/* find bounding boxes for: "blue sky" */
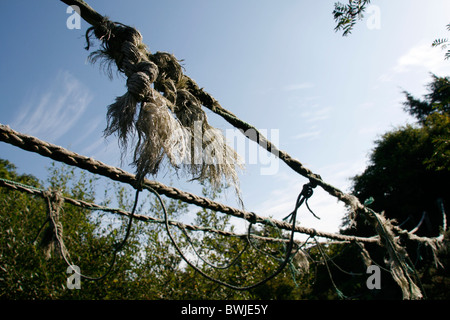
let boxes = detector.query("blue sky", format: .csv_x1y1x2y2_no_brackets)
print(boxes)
1,1,450,235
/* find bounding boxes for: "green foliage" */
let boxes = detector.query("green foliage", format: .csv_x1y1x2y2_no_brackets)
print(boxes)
418,230,450,299
350,124,446,235
348,74,450,240
423,112,450,171
340,73,450,299
0,159,322,299
0,160,142,299
1,157,425,300
0,159,40,188
333,0,371,36
432,24,450,60
403,74,450,123
332,1,449,62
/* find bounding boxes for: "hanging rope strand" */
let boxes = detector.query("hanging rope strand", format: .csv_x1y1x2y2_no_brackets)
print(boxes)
153,183,306,291
180,226,250,270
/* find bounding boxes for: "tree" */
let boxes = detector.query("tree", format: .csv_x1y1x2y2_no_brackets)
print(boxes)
333,0,449,60
333,0,372,36
151,184,310,300
331,3,450,298
337,75,450,299
403,74,450,123
348,75,449,238
0,160,144,299
432,23,450,60
1,159,318,299
0,160,193,299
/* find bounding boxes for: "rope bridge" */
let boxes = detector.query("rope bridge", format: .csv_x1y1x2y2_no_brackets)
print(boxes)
0,0,447,299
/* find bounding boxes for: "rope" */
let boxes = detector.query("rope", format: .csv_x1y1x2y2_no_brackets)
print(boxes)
283,182,317,223
314,237,347,299
61,5,424,295
0,176,140,281
0,124,377,244
1,119,444,296
81,6,243,199
368,208,423,299
0,177,315,246
0,152,444,295
52,188,140,281
41,189,67,260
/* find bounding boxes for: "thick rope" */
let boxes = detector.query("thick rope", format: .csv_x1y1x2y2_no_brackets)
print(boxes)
368,209,423,299
2,174,422,294
0,123,377,244
0,140,446,298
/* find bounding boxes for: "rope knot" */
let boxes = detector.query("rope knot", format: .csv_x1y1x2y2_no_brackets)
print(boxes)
137,61,159,82
150,52,184,84
121,41,143,66
87,19,243,204
126,72,152,100
301,182,316,199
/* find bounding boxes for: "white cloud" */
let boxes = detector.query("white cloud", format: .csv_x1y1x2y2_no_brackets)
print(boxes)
300,106,331,123
378,73,394,83
358,102,375,110
283,82,314,92
393,43,448,74
80,137,107,157
291,130,321,140
12,70,93,143
72,115,104,147
316,160,367,191
358,123,382,136
379,42,450,83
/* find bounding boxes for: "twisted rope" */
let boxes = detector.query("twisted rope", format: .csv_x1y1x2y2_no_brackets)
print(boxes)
41,189,67,260
0,125,445,297
0,123,377,244
0,177,311,246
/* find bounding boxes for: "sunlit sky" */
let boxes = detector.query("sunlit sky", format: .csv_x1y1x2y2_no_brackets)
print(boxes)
1,0,449,235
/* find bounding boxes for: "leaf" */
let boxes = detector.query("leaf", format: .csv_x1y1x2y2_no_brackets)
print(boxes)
432,38,448,47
